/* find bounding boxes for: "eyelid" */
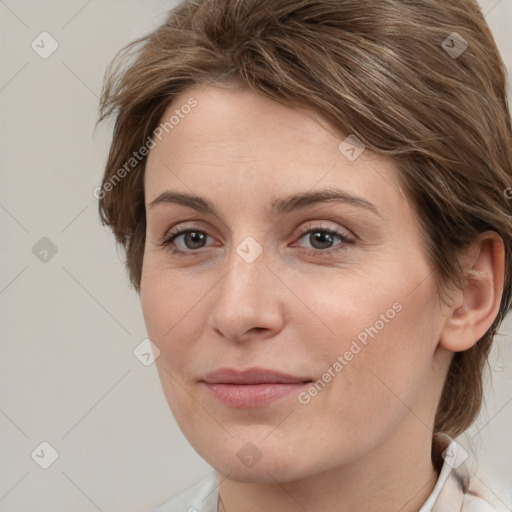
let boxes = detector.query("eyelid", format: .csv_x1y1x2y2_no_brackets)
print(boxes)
160,219,352,244
160,225,216,249
160,220,215,242
291,225,355,256
293,221,354,242
159,220,355,257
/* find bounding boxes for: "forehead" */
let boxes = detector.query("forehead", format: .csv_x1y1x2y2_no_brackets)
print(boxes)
144,83,410,220
149,82,343,161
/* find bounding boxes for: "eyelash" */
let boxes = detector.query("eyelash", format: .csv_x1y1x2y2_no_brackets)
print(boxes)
158,225,355,258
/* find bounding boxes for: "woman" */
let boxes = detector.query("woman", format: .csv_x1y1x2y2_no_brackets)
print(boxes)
96,0,512,510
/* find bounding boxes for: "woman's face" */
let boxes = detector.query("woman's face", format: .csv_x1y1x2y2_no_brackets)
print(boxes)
141,82,451,482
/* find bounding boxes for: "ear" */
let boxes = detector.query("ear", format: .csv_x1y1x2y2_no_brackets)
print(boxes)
439,231,505,353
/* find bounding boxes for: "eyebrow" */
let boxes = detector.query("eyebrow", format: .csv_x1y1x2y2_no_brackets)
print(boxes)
147,188,380,217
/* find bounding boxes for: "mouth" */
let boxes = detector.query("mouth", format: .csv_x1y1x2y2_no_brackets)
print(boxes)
199,367,314,408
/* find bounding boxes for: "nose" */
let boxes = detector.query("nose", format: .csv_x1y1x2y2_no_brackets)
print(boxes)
207,240,285,344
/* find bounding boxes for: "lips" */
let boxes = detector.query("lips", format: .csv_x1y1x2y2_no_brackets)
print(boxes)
202,367,312,385
200,367,313,408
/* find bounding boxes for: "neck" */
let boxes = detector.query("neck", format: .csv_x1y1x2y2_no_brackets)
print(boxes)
217,424,439,512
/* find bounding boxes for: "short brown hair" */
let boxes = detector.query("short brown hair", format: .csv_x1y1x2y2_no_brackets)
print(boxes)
97,0,512,458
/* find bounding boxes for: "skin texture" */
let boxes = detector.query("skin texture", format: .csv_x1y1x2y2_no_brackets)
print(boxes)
140,82,504,512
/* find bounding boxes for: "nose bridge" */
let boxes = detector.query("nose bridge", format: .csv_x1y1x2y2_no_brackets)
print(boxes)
209,232,282,340
221,233,269,304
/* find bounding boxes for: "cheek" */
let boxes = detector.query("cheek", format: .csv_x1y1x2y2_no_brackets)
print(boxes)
288,265,407,351
140,261,219,400
297,259,440,402
140,269,169,342
316,280,440,430
140,262,202,342
140,266,205,417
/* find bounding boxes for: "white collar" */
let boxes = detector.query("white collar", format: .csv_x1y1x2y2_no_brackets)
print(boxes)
420,433,507,511
419,433,468,511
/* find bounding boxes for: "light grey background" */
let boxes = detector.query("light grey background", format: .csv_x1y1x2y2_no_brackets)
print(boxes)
1,1,511,511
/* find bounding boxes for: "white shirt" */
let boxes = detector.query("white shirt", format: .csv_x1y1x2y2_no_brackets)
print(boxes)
148,436,508,512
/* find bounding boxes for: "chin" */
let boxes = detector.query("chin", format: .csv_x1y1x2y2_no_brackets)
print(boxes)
195,437,322,484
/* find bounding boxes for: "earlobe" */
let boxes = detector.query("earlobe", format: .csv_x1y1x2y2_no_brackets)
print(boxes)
439,232,505,353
